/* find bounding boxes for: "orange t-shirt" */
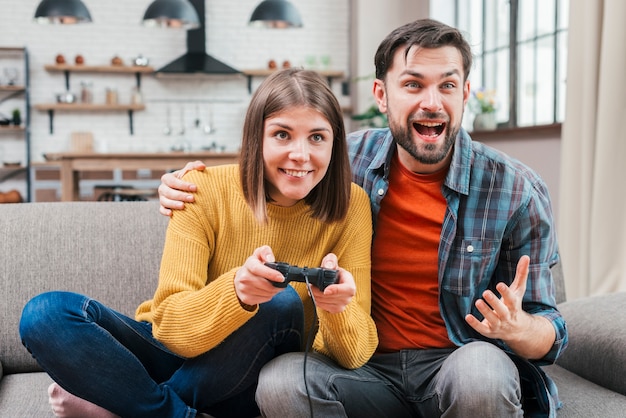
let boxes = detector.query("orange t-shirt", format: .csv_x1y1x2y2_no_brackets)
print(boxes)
371,154,454,353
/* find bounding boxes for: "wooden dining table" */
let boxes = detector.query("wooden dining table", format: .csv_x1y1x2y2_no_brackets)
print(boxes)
43,151,240,201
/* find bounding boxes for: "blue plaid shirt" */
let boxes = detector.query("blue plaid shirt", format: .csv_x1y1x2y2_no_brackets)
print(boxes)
348,127,568,416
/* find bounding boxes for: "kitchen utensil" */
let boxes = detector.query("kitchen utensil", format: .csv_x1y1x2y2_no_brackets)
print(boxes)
178,106,185,136
203,104,215,135
163,105,172,135
194,104,201,128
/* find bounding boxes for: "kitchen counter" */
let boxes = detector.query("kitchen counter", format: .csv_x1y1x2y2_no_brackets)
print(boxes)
43,151,239,201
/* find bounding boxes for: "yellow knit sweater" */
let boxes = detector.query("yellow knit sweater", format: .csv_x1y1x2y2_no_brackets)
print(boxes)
136,164,377,369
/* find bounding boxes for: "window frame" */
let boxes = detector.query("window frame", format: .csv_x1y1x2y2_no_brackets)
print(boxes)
435,0,568,130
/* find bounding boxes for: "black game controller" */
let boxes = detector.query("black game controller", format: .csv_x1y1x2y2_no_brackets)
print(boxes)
265,262,339,291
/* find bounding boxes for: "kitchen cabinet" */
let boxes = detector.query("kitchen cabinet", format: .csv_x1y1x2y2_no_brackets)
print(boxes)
34,64,154,135
0,47,31,201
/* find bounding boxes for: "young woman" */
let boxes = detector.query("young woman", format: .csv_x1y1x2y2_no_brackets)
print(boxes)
19,68,377,418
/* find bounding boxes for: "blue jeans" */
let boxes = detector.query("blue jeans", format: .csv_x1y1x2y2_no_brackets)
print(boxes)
256,341,523,417
19,288,304,418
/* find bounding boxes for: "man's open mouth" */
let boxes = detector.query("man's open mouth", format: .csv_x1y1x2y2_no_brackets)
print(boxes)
414,121,446,137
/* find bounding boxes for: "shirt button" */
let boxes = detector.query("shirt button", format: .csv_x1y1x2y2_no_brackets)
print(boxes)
377,188,385,196
467,245,474,253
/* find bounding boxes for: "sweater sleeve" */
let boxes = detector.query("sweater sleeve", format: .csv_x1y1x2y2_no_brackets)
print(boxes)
312,185,378,369
135,168,257,358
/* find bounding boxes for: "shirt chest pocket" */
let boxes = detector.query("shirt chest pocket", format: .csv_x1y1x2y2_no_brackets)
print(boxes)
441,239,500,298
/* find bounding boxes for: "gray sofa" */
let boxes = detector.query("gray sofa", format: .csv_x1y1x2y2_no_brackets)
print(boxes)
0,201,625,416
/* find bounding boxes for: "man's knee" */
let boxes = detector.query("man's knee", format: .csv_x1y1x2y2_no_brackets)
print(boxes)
437,342,522,416
256,353,309,412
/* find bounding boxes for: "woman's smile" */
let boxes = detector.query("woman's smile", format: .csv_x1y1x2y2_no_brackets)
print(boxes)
281,168,313,178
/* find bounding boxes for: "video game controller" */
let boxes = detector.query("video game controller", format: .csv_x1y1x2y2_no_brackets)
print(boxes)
265,262,339,291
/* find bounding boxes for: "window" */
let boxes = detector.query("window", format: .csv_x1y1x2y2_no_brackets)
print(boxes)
430,0,569,129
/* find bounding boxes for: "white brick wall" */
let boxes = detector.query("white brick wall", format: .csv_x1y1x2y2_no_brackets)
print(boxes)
0,0,350,166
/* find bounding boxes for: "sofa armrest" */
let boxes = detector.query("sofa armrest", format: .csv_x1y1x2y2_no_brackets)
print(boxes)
556,292,626,395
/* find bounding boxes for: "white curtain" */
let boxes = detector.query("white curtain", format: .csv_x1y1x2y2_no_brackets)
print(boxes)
559,0,626,300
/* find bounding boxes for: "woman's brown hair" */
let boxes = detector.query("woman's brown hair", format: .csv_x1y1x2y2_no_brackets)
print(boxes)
239,68,351,223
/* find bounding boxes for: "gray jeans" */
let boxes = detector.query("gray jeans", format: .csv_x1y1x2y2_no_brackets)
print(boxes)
256,341,522,418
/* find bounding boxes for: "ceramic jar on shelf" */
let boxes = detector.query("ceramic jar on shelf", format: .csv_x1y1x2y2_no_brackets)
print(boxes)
472,112,497,131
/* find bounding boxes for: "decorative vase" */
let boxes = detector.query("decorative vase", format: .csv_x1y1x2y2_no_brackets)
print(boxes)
473,112,497,131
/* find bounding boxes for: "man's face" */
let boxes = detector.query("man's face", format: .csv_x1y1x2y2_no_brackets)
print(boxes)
373,45,470,174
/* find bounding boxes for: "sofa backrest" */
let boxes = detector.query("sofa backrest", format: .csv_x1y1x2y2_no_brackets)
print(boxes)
552,260,566,304
0,201,568,375
0,201,169,374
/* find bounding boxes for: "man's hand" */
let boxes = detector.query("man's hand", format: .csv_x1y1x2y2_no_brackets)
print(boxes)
158,161,206,216
307,253,356,314
465,255,556,359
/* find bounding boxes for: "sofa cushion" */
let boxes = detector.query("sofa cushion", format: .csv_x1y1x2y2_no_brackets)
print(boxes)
0,202,168,374
555,292,626,395
543,364,626,417
0,372,53,416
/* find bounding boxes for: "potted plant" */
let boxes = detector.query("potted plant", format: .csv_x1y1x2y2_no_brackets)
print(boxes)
351,104,388,128
469,88,498,131
11,108,21,127
350,74,388,128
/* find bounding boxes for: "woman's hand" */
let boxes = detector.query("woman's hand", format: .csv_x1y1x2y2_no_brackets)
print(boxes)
158,160,206,216
308,253,356,314
234,246,285,307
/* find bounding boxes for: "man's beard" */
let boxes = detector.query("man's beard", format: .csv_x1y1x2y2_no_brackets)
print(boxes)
388,110,461,166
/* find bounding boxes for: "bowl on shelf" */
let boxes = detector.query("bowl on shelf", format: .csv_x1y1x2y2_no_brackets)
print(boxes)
56,92,77,104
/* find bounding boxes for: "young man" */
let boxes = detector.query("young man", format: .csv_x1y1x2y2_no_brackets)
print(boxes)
158,19,567,418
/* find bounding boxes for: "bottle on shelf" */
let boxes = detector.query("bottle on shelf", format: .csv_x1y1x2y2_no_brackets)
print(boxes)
80,82,93,104
105,87,118,105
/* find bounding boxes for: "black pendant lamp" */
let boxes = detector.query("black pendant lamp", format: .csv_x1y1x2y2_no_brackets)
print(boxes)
142,0,200,29
34,0,92,24
249,0,303,29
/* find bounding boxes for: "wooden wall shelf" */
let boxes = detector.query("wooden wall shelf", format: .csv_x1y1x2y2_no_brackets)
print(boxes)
34,103,146,112
0,85,26,92
0,125,26,133
44,64,154,90
37,65,153,134
0,86,27,104
34,103,146,135
241,69,344,77
44,64,155,74
241,69,345,93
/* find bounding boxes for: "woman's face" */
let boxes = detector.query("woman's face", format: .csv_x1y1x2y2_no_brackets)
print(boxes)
262,106,334,207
